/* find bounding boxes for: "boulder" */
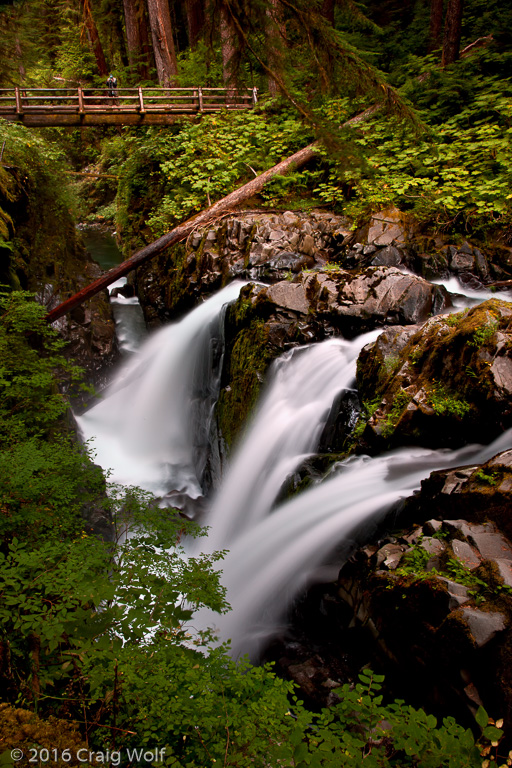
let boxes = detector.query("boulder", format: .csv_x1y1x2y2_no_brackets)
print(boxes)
366,207,413,247
356,299,512,450
408,450,512,543
334,513,512,728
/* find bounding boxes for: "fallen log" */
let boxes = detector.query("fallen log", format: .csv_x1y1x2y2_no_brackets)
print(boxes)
46,105,380,324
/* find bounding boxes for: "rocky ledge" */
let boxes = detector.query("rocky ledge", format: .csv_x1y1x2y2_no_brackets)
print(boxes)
355,299,512,450
336,504,512,733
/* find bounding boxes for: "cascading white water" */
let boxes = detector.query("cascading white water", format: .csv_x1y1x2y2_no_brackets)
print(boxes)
77,281,246,500
202,434,511,659
80,278,512,660
203,330,380,552
434,276,512,309
108,277,148,354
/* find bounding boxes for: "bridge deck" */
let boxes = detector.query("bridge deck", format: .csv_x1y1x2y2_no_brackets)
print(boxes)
0,86,258,126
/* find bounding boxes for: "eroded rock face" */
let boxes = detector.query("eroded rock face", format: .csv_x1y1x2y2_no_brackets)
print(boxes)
254,266,451,337
52,260,118,389
407,449,512,544
355,299,512,451
136,211,351,325
336,511,512,728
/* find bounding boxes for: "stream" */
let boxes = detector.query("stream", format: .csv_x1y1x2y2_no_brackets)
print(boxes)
81,225,147,354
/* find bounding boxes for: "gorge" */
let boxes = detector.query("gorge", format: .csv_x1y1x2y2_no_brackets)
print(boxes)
75,216,512,736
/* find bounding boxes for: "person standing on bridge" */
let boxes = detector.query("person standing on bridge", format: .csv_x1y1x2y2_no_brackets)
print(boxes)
106,73,118,104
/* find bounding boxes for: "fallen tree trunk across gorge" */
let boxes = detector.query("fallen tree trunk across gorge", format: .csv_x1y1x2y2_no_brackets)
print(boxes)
46,105,379,324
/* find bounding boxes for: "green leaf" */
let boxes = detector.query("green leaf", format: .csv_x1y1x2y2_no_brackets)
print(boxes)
475,706,488,729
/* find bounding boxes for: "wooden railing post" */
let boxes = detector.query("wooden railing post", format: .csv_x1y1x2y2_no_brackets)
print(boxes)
77,87,84,114
15,87,22,114
198,87,204,113
252,87,258,106
138,87,145,113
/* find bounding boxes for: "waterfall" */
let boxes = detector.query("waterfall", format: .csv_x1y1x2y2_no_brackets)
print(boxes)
202,435,510,659
81,281,512,660
203,330,380,553
434,276,512,308
108,277,147,355
77,281,246,502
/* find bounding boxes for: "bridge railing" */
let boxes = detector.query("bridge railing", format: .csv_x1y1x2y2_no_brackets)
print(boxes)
0,87,258,116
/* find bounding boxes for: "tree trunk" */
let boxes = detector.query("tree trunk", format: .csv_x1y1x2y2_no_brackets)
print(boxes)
185,0,204,48
46,142,319,323
428,0,443,51
442,0,464,66
123,0,154,79
266,0,284,97
80,0,108,76
15,36,25,83
45,106,380,324
146,0,178,86
220,4,236,86
321,0,335,25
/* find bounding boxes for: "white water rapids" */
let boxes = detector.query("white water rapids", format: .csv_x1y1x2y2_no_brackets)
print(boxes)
78,277,512,659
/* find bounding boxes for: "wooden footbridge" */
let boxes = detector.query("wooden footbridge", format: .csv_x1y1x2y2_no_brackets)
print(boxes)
0,87,258,126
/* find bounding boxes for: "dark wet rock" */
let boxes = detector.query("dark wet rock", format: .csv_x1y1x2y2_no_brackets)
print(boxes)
375,542,405,570
451,540,482,570
54,260,118,390
331,512,512,728
409,450,512,543
460,608,507,648
111,283,135,298
356,299,512,451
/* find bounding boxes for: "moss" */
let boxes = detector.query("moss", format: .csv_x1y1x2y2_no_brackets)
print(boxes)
0,702,87,765
217,317,271,448
381,389,412,438
356,299,512,450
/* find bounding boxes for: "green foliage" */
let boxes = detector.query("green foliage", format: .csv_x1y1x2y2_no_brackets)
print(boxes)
352,396,381,441
0,121,81,292
469,318,499,348
176,40,224,87
381,388,411,438
427,382,472,419
444,309,470,327
474,468,499,486
316,106,512,232
145,111,312,236
281,668,483,767
401,544,430,573
396,536,512,606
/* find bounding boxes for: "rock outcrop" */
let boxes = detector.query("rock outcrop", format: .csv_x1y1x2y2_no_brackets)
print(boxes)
216,267,451,448
335,505,512,731
355,299,512,450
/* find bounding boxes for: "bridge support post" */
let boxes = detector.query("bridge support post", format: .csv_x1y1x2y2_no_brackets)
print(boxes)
78,87,85,114
198,87,204,112
15,87,22,115
138,87,145,113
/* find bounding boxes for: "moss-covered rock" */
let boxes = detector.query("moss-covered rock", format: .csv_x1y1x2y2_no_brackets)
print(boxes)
336,512,512,729
355,299,512,451
215,287,278,449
